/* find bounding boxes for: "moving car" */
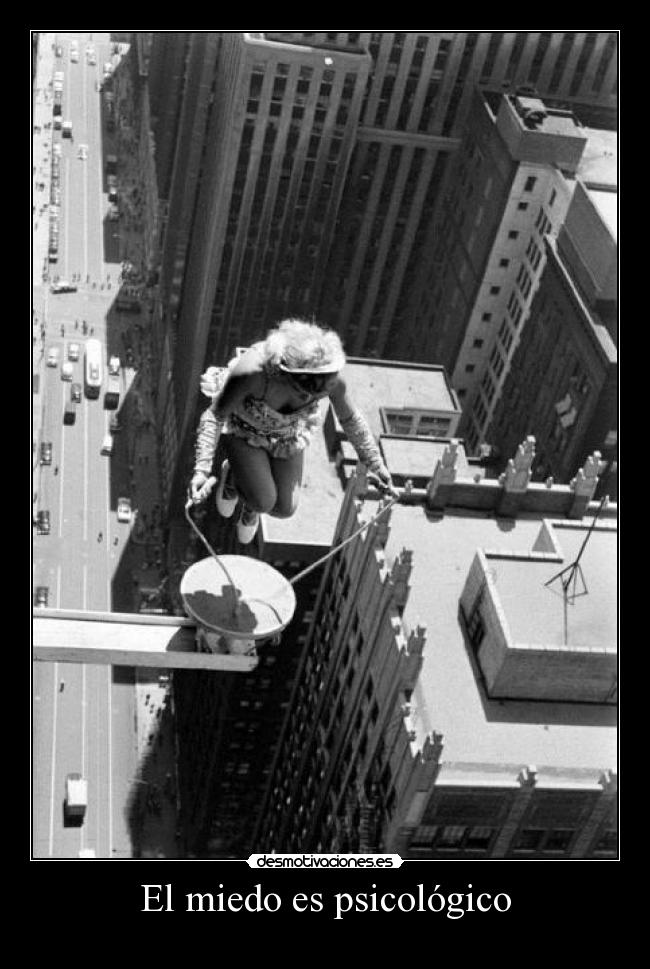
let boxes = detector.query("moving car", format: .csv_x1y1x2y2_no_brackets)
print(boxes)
37,510,51,535
64,774,87,822
61,361,74,381
47,347,60,367
35,586,49,607
40,441,53,465
117,497,132,523
108,355,121,376
55,45,63,58
62,120,73,138
78,144,88,160
71,382,82,403
108,203,119,221
68,342,80,362
64,400,76,425
50,282,78,294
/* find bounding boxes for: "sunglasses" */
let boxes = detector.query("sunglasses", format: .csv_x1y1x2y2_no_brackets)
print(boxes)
286,371,334,394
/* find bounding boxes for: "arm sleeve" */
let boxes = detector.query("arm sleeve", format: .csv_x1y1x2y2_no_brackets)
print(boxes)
339,410,384,472
194,404,223,475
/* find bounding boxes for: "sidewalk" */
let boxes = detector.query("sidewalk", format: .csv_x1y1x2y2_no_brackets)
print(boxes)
131,671,180,858
32,33,56,514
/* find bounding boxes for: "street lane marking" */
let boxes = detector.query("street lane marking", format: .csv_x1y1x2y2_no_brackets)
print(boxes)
108,667,113,856
48,662,58,857
64,154,70,272
80,553,87,854
58,382,65,537
83,396,88,541
83,58,89,282
106,446,111,607
80,664,87,854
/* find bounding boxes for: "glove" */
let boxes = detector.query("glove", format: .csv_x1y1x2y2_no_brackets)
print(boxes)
200,366,228,399
190,471,215,504
367,462,399,497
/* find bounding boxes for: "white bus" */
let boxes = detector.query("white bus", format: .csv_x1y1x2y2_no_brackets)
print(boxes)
84,338,103,398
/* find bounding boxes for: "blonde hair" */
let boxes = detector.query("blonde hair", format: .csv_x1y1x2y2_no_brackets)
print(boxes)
263,319,346,372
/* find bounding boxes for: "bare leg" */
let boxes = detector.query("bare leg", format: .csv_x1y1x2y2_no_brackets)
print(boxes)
222,436,277,513
269,451,304,518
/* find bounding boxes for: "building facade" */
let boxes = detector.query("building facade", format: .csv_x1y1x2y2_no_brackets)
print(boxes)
489,220,617,496
404,89,617,456
145,31,617,517
254,438,617,859
172,356,461,857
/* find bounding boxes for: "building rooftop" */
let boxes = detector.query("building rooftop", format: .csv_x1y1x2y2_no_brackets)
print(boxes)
344,358,460,439
492,524,617,650
588,188,618,242
578,127,618,190
379,502,617,770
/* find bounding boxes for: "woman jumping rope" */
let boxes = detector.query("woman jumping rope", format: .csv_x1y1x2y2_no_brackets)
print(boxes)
190,319,396,544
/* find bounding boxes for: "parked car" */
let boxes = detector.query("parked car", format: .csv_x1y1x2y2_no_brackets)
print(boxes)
71,382,82,403
50,282,78,294
47,347,60,367
108,355,121,376
68,342,80,362
55,45,63,58
109,413,121,433
78,144,89,160
40,442,52,465
35,586,49,607
37,511,51,535
117,497,132,523
61,361,74,381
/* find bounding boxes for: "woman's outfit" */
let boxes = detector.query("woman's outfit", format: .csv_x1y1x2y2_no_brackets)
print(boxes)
193,356,387,481
194,363,321,476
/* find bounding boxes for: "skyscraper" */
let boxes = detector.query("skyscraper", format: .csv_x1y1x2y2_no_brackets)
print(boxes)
489,182,617,496
402,89,617,455
172,356,460,857
146,31,617,517
254,440,617,859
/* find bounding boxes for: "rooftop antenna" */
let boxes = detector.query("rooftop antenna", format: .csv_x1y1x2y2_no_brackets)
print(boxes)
544,492,609,644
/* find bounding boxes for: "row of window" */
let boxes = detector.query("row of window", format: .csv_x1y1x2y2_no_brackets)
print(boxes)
409,824,617,856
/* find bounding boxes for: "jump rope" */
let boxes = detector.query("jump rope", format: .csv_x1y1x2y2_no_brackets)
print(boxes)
184,479,402,628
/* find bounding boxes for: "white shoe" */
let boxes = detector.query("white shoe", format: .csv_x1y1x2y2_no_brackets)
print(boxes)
236,504,259,544
216,460,238,518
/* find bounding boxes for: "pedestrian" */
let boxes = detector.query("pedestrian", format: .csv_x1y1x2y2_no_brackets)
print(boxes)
98,531,103,542
114,537,119,546
59,680,65,692
75,319,78,330
54,466,58,476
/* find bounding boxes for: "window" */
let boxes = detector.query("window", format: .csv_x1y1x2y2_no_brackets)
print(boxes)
524,175,537,192
465,364,475,373
592,829,618,856
437,825,466,849
489,286,501,295
466,607,484,647
465,826,493,851
514,828,544,852
549,188,557,207
544,829,574,853
517,201,529,211
473,339,484,348
508,230,519,240
499,258,510,268
481,312,492,322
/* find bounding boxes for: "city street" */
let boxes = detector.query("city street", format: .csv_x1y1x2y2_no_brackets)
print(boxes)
32,31,177,859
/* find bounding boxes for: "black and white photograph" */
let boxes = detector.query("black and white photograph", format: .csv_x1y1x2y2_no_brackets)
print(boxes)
32,30,618,885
